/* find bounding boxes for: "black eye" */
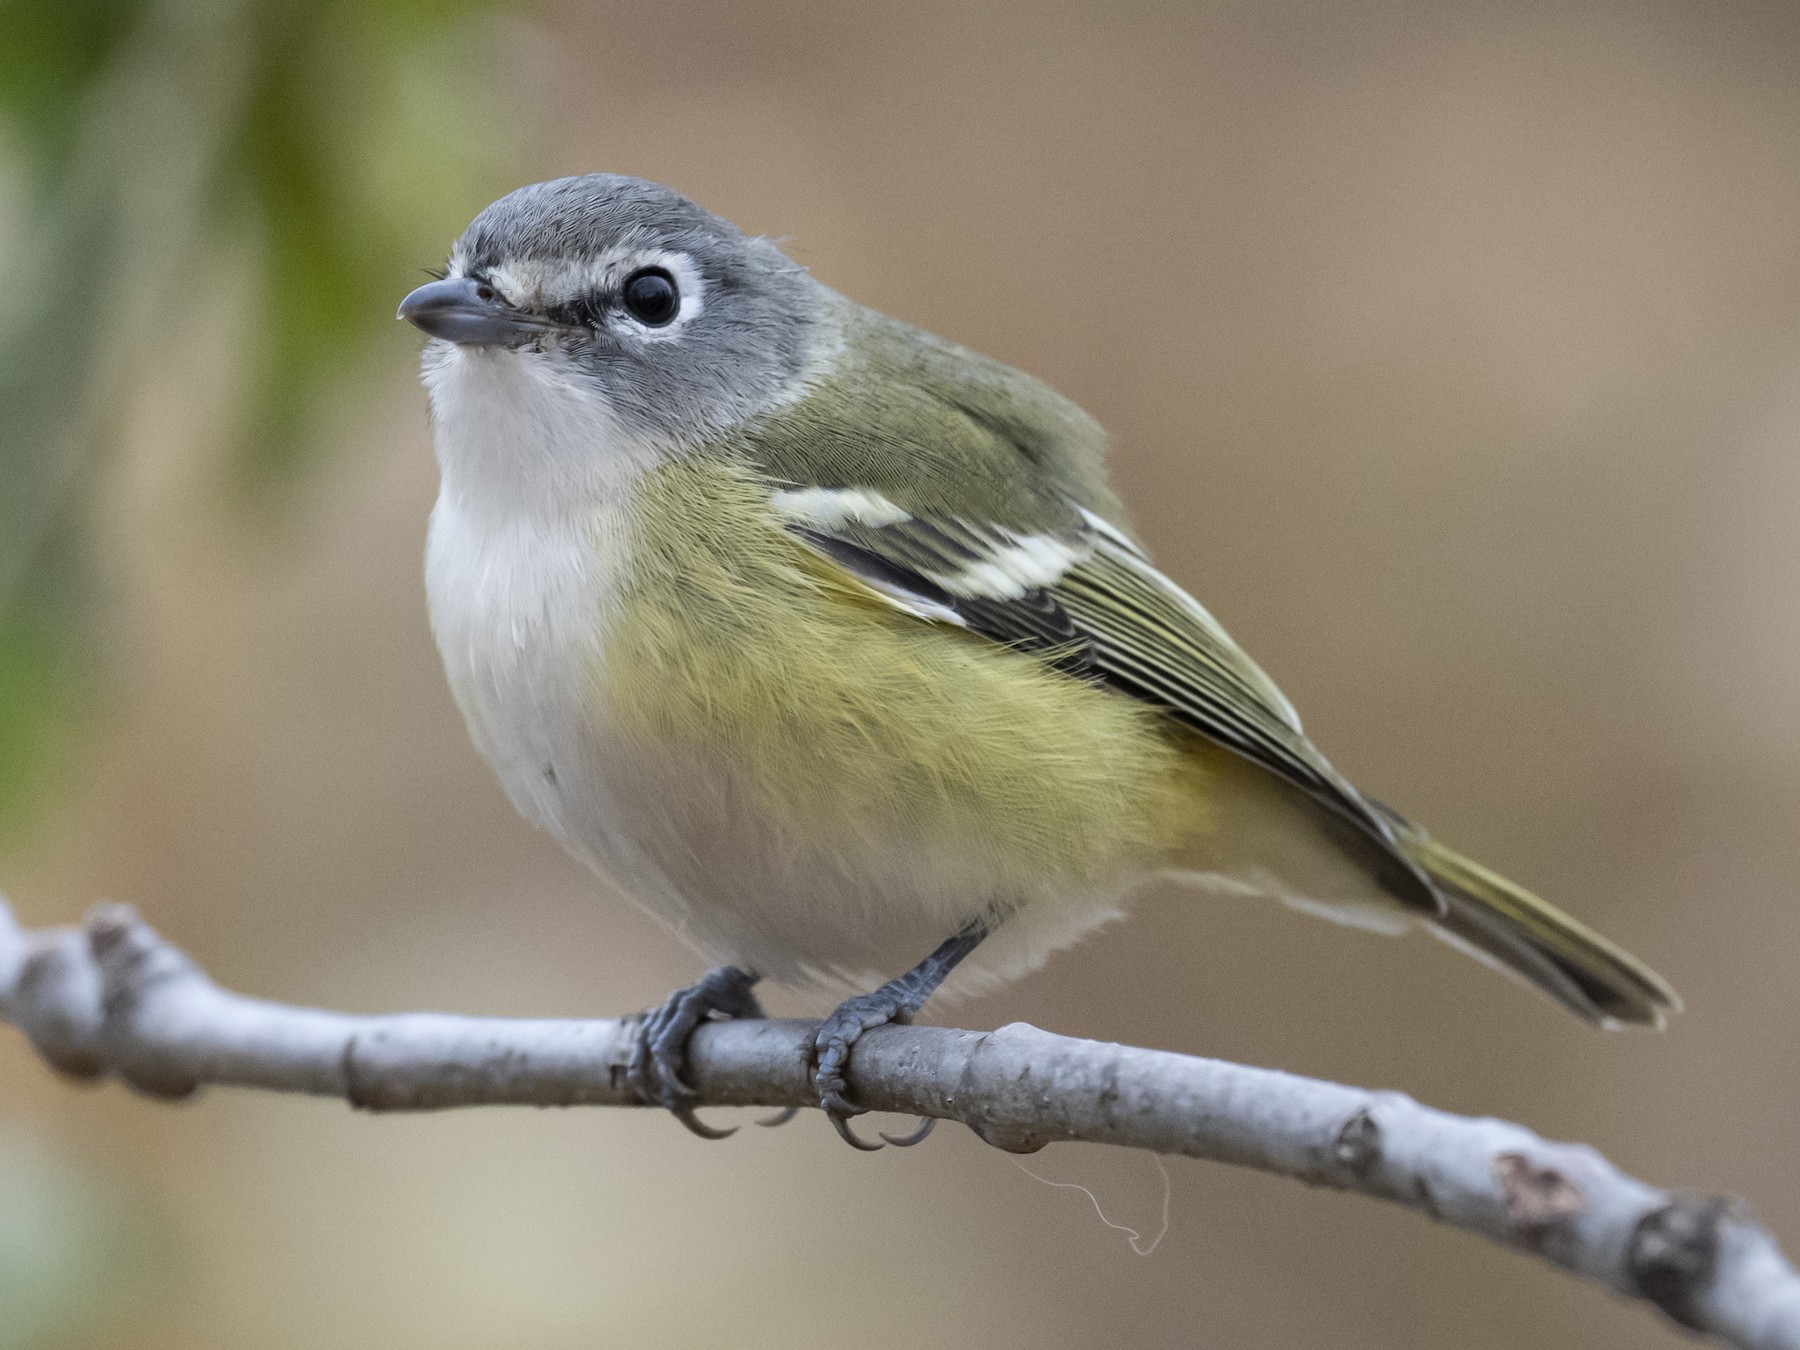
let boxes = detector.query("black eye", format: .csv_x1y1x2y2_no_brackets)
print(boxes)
622,267,679,326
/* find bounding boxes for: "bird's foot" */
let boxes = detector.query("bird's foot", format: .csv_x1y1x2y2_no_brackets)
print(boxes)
624,966,763,1140
808,922,989,1150
810,987,937,1151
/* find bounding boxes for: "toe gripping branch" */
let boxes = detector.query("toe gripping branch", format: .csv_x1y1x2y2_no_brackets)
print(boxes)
624,965,767,1140
810,920,989,1151
626,919,988,1149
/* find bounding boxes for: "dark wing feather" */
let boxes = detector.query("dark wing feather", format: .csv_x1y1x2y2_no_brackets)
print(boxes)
777,495,1437,910
734,305,1436,910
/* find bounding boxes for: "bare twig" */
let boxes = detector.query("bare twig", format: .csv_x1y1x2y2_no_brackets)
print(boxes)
2,897,1796,1348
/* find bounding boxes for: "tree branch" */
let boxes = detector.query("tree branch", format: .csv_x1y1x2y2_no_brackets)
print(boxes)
2,898,1796,1347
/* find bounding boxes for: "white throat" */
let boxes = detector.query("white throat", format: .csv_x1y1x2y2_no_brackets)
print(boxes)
420,341,654,850
422,342,664,524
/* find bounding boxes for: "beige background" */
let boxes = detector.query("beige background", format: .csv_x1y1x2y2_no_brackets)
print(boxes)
5,1,1800,1345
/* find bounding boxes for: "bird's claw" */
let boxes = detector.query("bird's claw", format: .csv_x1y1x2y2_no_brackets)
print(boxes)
622,1018,696,1108
880,1116,937,1147
671,1104,738,1141
828,1110,886,1151
809,987,939,1151
623,966,763,1140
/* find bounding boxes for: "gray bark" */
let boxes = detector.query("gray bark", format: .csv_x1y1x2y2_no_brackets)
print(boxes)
3,898,1796,1347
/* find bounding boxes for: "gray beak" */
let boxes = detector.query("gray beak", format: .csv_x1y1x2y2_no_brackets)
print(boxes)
397,276,558,346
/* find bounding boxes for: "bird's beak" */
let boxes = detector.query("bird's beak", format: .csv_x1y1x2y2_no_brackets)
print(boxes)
397,276,559,346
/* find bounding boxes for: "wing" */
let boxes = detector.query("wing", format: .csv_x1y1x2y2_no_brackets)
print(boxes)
770,483,1431,903
734,302,1436,908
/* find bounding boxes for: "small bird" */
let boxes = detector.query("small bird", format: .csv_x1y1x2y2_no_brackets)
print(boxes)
399,174,1678,1148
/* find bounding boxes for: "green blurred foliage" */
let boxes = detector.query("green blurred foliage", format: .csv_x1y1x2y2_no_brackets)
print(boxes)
0,2,144,183
0,573,84,834
222,0,516,482
0,1129,170,1350
0,0,526,835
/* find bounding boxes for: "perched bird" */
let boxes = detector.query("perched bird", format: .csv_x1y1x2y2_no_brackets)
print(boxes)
399,174,1678,1147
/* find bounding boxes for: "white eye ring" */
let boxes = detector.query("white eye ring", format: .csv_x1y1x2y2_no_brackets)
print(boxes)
457,249,708,338
608,250,705,338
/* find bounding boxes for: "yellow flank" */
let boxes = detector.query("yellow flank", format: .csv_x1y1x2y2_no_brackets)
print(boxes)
600,456,1214,895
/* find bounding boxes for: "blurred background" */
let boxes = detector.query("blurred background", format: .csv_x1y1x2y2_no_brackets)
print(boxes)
3,1,1798,1345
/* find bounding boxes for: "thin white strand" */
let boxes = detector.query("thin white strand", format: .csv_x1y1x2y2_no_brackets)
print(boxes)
1009,1152,1174,1257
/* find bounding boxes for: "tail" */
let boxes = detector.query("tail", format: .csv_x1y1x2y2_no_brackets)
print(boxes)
1392,822,1680,1029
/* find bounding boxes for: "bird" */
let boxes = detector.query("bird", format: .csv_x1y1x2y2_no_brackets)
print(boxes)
398,173,1678,1149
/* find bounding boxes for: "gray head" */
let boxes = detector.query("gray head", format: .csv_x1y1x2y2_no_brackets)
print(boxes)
401,175,821,451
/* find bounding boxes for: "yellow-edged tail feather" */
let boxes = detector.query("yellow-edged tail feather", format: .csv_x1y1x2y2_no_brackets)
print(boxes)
1393,825,1679,1029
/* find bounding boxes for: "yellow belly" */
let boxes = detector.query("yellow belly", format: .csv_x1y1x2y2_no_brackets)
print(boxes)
591,457,1215,982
